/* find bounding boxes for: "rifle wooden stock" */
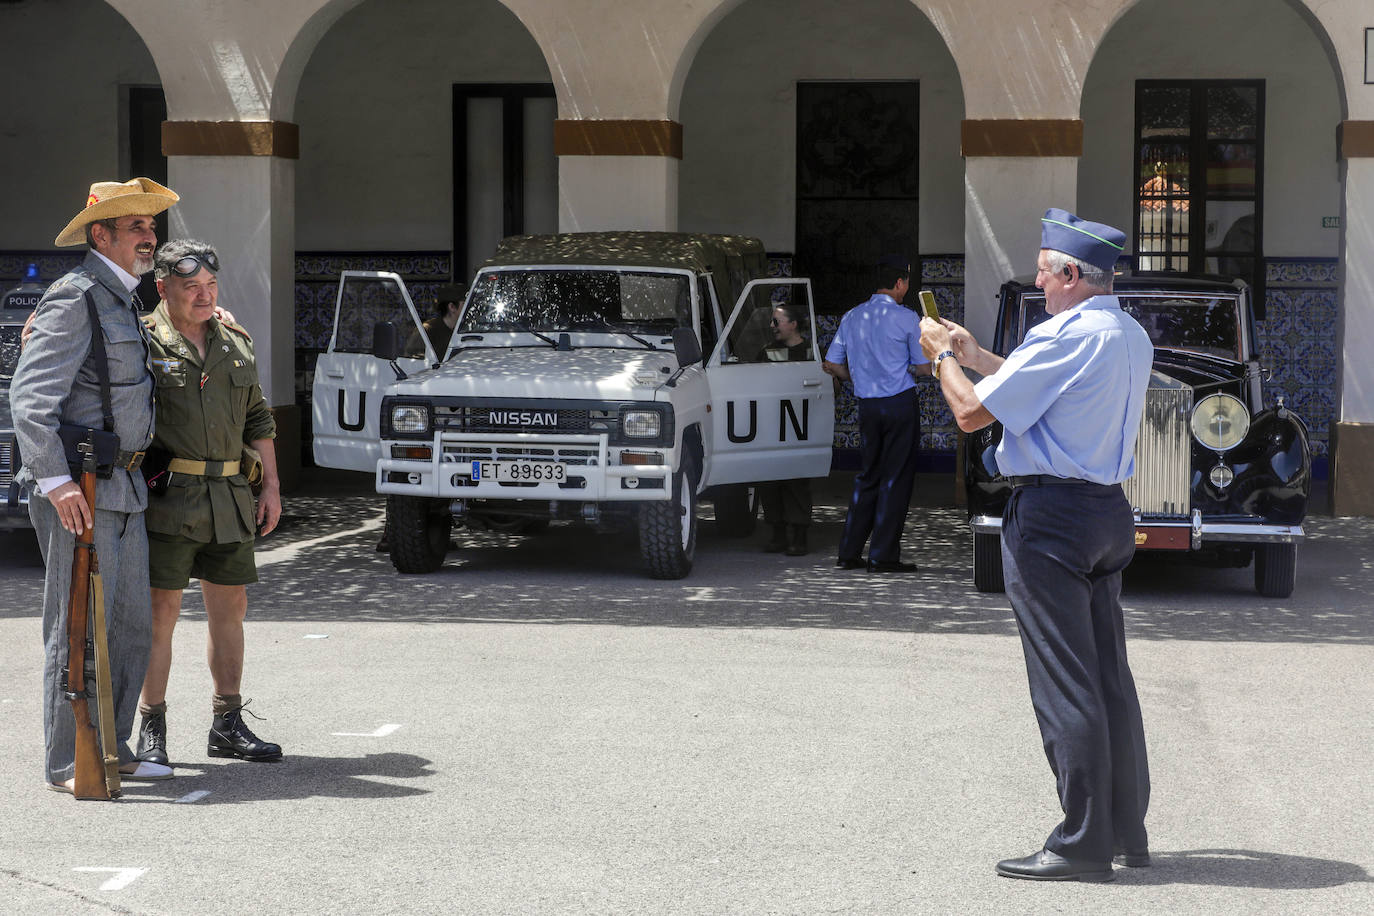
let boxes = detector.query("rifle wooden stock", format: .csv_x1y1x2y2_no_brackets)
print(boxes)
63,460,118,799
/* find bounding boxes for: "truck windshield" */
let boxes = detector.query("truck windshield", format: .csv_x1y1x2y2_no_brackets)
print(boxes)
460,269,691,336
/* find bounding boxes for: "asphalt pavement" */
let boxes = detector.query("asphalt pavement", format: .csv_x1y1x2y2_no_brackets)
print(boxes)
0,470,1370,915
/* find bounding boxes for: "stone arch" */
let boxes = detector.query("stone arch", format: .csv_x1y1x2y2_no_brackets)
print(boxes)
0,0,161,251
1079,0,1346,461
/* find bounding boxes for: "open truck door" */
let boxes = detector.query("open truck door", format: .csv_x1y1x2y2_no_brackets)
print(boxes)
311,271,434,472
704,278,834,487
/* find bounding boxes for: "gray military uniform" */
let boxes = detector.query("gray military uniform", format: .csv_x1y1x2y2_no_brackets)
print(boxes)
10,252,155,784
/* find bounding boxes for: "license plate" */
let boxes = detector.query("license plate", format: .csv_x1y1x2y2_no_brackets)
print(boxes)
470,460,567,483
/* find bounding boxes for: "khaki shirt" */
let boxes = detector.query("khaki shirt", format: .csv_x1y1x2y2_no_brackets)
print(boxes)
143,303,275,543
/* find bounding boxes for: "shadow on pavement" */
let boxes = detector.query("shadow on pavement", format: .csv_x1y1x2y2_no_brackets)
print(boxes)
1119,848,1372,889
116,752,435,804
4,470,1373,643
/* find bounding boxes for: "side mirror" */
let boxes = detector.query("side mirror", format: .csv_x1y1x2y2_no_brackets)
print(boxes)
671,327,702,368
372,321,402,361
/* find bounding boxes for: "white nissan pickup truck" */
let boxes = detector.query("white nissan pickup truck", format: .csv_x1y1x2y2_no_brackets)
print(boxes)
311,231,833,578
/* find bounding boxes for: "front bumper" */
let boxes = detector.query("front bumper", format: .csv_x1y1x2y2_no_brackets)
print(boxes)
970,510,1303,551
376,431,675,502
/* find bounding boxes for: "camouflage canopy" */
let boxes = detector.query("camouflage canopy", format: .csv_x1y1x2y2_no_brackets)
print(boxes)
484,231,769,315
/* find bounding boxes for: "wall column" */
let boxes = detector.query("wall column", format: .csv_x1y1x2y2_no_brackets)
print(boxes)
1331,122,1374,515
555,119,681,232
163,123,300,488
960,120,1083,344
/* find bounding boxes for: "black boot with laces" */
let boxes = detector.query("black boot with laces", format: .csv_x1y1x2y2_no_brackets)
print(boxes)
208,702,283,762
136,709,169,765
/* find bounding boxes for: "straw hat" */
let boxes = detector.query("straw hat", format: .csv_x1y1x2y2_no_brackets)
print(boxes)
54,177,179,247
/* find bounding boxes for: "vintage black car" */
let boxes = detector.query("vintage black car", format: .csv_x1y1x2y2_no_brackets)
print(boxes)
966,272,1310,598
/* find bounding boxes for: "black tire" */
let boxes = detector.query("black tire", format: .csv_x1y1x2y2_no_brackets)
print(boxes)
713,483,757,537
973,531,1005,593
640,457,698,579
387,495,451,574
1254,542,1296,598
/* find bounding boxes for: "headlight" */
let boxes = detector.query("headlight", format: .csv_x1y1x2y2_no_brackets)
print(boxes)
621,410,661,438
390,405,430,434
1190,393,1249,451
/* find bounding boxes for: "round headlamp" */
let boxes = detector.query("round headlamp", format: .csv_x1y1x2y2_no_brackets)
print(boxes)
1190,393,1249,452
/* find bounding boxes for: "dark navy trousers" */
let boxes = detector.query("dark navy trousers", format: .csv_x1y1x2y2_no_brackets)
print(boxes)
1001,479,1151,862
838,389,919,563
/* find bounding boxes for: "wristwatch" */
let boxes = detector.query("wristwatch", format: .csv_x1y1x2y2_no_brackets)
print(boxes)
933,349,956,380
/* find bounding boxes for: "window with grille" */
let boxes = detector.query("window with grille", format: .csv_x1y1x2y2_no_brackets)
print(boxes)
1134,80,1264,308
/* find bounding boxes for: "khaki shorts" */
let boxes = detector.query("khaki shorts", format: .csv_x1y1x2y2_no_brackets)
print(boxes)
147,531,258,589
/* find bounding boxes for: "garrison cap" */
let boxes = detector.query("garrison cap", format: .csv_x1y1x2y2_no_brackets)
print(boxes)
1040,208,1126,272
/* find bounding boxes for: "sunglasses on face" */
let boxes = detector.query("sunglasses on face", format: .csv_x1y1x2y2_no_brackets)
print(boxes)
168,252,220,277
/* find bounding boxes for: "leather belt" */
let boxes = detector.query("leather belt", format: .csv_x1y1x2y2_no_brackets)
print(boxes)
168,458,241,478
115,449,145,472
1008,474,1094,488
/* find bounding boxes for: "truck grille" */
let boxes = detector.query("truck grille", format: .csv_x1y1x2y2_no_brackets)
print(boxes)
434,406,598,435
1122,382,1192,517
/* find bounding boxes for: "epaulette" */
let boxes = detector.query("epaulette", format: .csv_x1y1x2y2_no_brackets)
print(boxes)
221,320,254,343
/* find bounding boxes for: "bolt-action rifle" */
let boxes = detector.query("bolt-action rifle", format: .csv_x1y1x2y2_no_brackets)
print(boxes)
62,435,121,800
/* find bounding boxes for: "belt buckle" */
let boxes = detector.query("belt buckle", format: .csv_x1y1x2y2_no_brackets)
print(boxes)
126,450,146,471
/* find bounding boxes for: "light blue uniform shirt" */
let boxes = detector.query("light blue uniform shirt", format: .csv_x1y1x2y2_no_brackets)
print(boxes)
974,294,1153,484
824,293,929,399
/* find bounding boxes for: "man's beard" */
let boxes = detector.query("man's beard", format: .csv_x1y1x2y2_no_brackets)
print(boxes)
133,254,155,275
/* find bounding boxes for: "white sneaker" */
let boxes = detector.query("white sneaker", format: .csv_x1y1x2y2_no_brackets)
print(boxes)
118,760,174,780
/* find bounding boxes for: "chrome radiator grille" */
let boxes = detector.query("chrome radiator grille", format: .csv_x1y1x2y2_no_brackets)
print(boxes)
1122,385,1192,517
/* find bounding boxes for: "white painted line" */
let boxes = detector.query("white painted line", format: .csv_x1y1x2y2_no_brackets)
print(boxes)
303,634,330,639
332,723,402,738
174,790,212,804
253,512,385,569
73,867,147,891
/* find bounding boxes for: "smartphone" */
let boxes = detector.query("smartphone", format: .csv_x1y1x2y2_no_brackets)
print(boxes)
918,289,939,321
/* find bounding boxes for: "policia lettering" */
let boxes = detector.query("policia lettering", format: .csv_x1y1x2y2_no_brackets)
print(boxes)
726,398,810,444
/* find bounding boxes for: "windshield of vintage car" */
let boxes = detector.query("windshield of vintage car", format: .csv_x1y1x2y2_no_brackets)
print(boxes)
460,269,691,337
1019,294,1241,360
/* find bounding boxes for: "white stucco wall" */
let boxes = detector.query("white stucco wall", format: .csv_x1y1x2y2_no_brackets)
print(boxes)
293,0,551,251
676,0,965,255
1078,0,1343,257
0,0,159,250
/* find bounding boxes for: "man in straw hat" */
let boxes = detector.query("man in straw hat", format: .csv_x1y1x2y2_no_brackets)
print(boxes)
12,177,179,791
918,209,1153,881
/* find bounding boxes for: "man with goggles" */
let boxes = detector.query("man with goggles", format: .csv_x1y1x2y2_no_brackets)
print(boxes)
134,239,284,770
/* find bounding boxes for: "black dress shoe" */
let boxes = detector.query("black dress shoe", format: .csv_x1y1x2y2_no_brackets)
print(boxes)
996,848,1113,882
835,556,866,570
868,559,918,573
763,525,787,553
136,710,169,766
784,525,808,557
208,706,283,762
1113,845,1151,867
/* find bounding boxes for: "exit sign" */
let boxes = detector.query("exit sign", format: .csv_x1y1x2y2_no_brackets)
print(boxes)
1323,217,1341,229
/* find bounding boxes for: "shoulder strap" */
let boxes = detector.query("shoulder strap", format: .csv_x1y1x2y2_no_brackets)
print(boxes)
82,290,115,434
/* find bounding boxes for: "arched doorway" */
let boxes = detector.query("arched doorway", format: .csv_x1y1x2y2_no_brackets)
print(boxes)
291,0,555,454
677,0,964,463
1079,0,1343,469
0,0,162,295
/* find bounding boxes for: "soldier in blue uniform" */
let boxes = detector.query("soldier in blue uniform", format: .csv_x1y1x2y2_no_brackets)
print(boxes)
919,209,1154,881
822,255,931,572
